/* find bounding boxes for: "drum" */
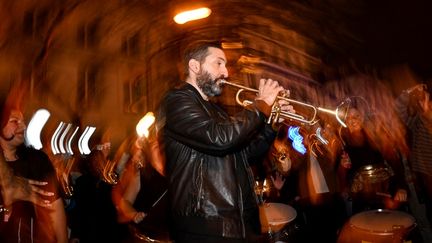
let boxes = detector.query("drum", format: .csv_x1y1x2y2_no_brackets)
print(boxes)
351,164,392,200
129,224,172,243
263,203,300,243
338,209,416,243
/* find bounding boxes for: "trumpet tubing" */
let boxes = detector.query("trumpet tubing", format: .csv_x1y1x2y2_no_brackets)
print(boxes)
220,79,348,127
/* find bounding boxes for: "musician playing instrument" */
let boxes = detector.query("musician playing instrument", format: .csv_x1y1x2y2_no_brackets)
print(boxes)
157,40,294,243
338,105,408,215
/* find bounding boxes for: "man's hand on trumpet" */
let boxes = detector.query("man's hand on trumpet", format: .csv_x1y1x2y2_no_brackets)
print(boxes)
255,78,295,124
256,78,284,106
275,98,295,123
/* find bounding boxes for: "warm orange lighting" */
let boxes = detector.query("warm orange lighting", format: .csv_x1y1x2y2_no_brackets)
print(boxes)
136,112,155,138
174,7,211,24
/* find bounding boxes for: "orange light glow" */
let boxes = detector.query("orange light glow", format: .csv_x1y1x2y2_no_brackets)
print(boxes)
174,7,211,24
136,112,155,138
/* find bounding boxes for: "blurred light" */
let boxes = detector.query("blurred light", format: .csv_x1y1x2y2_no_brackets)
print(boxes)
136,112,155,138
51,122,65,155
174,7,211,24
78,126,96,155
59,123,72,154
222,42,244,49
25,109,51,150
66,126,79,155
288,126,306,155
315,127,329,145
238,55,261,64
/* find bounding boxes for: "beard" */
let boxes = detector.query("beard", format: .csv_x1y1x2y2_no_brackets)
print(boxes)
196,69,223,97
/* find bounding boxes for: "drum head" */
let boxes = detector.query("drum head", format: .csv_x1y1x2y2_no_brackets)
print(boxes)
264,203,297,225
350,209,415,233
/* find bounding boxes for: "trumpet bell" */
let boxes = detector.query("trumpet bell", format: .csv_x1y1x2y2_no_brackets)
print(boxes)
220,79,350,127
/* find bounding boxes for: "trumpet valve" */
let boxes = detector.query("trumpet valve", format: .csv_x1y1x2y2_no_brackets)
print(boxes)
280,89,290,98
267,103,282,125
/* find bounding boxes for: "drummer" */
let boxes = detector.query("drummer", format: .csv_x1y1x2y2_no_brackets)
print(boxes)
263,123,347,243
338,104,408,215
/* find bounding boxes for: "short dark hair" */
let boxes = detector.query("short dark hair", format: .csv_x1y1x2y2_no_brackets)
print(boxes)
182,40,222,77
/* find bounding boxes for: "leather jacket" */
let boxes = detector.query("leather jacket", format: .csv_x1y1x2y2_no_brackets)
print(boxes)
158,83,276,238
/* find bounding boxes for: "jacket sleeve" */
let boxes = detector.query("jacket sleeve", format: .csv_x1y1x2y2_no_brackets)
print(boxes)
243,124,277,165
162,89,269,156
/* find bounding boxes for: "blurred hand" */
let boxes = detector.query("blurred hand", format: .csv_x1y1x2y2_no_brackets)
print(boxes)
256,79,284,106
407,84,429,110
133,211,146,224
406,83,427,94
271,171,286,191
131,149,145,170
2,177,54,208
394,189,408,202
275,99,295,123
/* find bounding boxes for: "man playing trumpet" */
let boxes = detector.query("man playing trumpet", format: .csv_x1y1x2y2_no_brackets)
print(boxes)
157,40,294,243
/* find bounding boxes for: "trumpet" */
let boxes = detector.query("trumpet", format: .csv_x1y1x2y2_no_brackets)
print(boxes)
219,79,349,127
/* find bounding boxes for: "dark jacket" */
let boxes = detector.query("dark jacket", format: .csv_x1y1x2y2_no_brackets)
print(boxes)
159,83,276,239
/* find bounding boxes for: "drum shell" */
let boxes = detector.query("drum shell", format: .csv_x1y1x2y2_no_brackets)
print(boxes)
267,218,302,243
351,164,392,200
337,209,416,243
262,203,300,243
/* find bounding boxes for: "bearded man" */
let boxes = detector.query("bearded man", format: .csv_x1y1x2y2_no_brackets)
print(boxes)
157,41,293,243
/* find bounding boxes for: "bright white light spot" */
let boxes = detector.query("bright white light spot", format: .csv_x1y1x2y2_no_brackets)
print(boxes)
136,112,155,138
51,122,65,155
78,126,96,155
59,123,72,154
25,109,50,150
174,7,211,24
315,127,329,145
66,126,79,155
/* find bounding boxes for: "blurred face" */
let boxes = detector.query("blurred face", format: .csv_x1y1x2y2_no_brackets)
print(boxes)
2,109,26,146
196,47,228,97
273,140,291,173
96,142,111,158
346,108,364,132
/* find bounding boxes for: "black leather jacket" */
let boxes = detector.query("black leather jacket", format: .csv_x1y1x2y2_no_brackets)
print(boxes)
158,83,277,238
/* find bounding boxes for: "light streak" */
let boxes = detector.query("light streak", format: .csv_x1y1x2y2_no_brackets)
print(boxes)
25,109,50,150
59,123,72,154
174,7,211,24
136,112,155,138
66,126,79,155
288,126,306,155
51,122,65,155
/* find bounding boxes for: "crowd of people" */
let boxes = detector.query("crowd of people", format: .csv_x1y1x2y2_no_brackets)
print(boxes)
0,41,431,243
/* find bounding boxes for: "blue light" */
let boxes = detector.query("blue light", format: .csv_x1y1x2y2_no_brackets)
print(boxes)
288,126,306,155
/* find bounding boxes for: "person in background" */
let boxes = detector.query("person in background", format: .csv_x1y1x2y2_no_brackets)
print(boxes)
395,83,432,222
262,126,302,205
113,134,169,242
157,40,294,243
266,122,347,243
0,97,68,243
68,135,126,243
338,101,408,215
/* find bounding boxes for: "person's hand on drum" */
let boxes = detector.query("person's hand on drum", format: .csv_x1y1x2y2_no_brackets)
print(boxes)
394,189,408,202
384,189,408,209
